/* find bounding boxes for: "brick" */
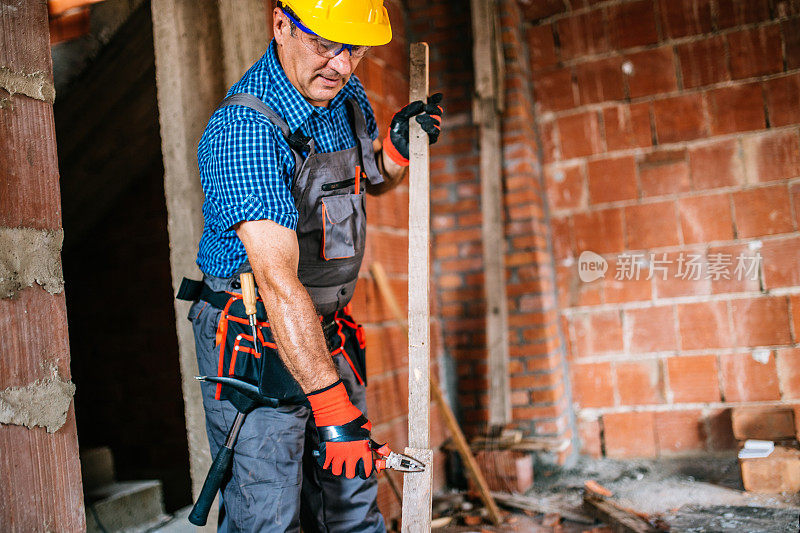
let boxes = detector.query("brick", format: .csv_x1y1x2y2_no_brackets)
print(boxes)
731,297,792,347
705,409,737,450
608,0,658,49
741,446,800,494
659,0,712,38
573,208,624,254
708,84,766,135
571,311,623,356
603,256,653,303
603,412,657,458
742,130,800,184
689,140,744,190
651,249,712,298
765,73,800,127
575,57,625,105
793,295,800,342
534,68,576,113
558,111,603,159
717,0,772,28
728,26,783,79
677,301,734,350
626,306,678,353
578,417,603,458
733,185,793,238
678,193,733,244
527,23,558,71
587,156,637,204
785,20,800,70
625,201,680,250
472,451,534,493
639,149,691,198
653,94,708,144
551,216,573,260
656,410,705,453
732,406,796,440
722,351,781,401
777,348,800,399
520,0,567,21
557,10,609,60
602,103,652,151
572,362,615,408
762,236,800,289
545,163,586,210
616,360,663,405
676,37,729,89
624,47,678,98
707,243,761,294
667,355,721,403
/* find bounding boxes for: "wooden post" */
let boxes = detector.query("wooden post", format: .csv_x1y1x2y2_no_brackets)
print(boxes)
401,42,434,533
470,0,510,427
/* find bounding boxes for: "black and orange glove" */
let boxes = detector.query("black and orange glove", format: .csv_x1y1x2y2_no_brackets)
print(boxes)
307,380,374,479
383,93,444,167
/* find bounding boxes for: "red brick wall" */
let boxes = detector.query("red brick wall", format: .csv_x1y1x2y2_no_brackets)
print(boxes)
524,0,800,458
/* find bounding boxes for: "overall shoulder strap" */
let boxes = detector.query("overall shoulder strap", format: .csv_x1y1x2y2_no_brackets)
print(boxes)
345,98,384,185
217,93,316,170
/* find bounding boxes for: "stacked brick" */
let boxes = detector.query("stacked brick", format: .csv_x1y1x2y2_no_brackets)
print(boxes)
523,0,800,458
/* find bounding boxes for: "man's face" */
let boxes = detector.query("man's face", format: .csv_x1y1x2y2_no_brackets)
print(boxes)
273,8,363,107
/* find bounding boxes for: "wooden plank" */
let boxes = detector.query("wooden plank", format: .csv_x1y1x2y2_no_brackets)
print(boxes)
401,42,433,533
470,0,510,426
583,493,659,533
371,262,502,525
0,1,84,529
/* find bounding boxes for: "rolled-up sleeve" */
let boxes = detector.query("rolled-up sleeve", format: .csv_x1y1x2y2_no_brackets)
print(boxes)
202,118,298,234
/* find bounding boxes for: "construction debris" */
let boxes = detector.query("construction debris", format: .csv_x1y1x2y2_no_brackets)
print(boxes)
740,446,800,493
583,491,663,533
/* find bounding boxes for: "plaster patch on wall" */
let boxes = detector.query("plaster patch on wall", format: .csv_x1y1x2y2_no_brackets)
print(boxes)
0,228,65,298
0,371,76,433
0,66,56,103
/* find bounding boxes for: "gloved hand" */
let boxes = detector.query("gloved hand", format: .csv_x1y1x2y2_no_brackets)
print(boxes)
383,93,444,166
307,380,375,479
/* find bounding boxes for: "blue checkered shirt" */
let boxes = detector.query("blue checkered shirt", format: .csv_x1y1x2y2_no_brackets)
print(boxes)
196,39,379,278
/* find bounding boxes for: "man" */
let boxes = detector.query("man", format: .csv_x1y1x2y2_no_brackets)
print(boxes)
183,1,443,531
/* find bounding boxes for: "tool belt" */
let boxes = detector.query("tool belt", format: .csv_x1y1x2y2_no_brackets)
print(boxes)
179,277,367,405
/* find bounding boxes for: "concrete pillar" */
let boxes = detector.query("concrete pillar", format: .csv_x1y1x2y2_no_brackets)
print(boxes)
150,0,269,526
0,1,85,530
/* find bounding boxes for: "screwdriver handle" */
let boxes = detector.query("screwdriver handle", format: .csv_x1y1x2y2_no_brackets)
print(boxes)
240,272,257,317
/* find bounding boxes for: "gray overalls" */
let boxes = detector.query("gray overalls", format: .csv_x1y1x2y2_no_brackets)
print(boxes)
187,93,386,532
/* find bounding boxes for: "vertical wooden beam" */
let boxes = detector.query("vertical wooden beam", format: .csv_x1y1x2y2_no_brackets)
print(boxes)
401,42,433,533
470,0,510,427
0,1,85,529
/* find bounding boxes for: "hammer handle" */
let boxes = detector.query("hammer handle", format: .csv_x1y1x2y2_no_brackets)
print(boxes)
240,272,257,317
188,411,246,526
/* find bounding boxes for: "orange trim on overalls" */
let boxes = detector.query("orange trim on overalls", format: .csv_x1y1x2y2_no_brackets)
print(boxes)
329,316,365,386
215,296,238,400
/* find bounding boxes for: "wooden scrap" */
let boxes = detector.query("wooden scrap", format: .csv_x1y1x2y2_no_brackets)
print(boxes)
582,492,661,533
491,492,594,525
430,516,453,528
584,480,613,497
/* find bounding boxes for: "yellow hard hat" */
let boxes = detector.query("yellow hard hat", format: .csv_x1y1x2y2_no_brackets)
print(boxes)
280,0,392,47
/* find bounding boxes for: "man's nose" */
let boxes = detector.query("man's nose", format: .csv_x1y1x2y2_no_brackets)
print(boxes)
328,49,353,77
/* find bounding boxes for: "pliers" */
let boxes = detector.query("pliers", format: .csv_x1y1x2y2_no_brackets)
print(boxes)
370,440,425,473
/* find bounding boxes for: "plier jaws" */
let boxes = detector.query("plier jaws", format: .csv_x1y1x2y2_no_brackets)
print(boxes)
370,440,425,473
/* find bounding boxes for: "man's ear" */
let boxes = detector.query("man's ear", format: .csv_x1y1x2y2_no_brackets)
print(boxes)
273,7,287,45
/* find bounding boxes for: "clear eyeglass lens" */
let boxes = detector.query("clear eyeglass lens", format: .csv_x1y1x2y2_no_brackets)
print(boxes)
301,32,370,59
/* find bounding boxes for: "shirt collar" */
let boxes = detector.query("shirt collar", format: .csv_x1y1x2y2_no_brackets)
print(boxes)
264,39,355,131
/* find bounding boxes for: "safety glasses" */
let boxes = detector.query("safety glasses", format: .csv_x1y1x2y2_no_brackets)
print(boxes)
281,8,371,59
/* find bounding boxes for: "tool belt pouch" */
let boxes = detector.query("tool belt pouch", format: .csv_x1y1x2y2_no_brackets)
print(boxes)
216,304,306,405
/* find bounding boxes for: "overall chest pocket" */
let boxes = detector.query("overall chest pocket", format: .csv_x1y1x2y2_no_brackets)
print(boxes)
320,194,363,260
